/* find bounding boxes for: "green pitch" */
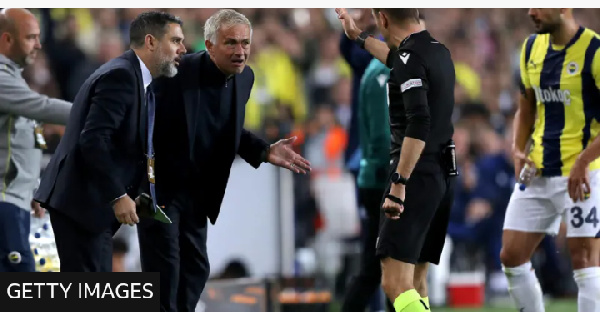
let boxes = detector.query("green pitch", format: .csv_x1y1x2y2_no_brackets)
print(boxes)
436,299,577,312
329,298,578,312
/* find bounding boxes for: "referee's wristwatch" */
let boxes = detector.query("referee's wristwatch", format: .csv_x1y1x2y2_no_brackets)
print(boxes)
391,172,409,185
354,30,372,49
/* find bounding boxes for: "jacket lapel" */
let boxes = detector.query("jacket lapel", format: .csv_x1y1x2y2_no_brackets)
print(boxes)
124,49,147,154
234,74,245,150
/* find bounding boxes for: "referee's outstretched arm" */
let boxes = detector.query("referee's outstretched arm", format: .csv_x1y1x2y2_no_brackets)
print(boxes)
335,8,425,67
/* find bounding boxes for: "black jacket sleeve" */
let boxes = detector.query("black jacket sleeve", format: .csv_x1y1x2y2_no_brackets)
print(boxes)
393,50,431,141
78,68,134,203
238,128,270,169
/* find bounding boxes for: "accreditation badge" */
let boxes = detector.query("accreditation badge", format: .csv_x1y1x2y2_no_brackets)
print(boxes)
34,124,47,149
147,157,155,184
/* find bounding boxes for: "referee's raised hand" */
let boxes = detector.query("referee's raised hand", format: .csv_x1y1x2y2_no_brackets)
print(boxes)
335,8,361,40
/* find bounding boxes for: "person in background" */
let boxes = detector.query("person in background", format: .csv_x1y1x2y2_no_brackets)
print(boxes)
341,56,390,312
0,8,71,272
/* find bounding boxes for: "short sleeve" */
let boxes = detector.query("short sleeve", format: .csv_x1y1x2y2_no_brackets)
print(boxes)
592,46,600,90
392,50,429,94
519,37,533,94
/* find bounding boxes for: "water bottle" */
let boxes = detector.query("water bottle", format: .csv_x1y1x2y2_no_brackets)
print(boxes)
518,163,537,191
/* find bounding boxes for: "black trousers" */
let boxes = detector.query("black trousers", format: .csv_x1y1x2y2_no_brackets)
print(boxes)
342,187,386,312
49,210,119,272
137,192,210,312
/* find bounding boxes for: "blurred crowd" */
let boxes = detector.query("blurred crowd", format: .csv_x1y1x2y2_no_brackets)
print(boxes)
23,8,600,303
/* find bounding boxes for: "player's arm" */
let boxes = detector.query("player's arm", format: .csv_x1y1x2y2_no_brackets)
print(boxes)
512,38,537,179
577,49,600,165
569,48,600,201
394,53,430,179
382,51,429,218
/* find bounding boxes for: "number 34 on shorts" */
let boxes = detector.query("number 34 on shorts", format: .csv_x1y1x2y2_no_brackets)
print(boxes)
569,205,599,231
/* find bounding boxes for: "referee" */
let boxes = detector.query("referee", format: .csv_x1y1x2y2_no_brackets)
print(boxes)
336,8,456,312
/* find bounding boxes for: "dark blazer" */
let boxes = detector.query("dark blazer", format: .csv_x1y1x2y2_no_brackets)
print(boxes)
153,51,268,225
35,49,147,234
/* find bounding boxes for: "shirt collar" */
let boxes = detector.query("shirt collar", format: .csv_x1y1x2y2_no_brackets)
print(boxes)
401,29,428,47
136,54,153,90
206,53,234,85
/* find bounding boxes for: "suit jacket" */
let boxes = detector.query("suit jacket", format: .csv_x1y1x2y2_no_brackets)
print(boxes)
35,50,147,234
153,51,268,225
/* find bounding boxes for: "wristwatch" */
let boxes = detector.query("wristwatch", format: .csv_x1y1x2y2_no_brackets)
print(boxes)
391,172,409,185
354,30,372,49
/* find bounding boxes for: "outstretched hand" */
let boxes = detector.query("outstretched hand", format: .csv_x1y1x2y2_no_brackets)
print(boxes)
267,136,311,174
335,8,362,40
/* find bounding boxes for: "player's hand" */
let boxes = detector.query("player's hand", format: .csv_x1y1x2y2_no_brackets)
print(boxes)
382,184,405,220
512,146,535,180
568,158,590,202
335,8,362,40
113,195,139,226
31,200,45,218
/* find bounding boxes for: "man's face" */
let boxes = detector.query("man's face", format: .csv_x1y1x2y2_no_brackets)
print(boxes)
6,14,41,67
153,23,186,78
528,8,563,34
206,24,251,75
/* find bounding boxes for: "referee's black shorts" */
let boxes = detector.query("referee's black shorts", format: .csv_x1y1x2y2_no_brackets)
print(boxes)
376,154,455,265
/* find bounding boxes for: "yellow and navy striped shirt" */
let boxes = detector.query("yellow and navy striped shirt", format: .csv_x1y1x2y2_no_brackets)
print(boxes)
520,26,600,177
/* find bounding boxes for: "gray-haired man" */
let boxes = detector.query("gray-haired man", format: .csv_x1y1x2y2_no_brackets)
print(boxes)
0,8,71,272
140,9,310,311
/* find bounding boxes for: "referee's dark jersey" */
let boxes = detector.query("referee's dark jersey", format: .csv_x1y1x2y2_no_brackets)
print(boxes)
376,30,456,265
386,30,455,162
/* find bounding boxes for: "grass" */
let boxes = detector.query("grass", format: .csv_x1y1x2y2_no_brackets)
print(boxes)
329,298,578,312
436,299,577,312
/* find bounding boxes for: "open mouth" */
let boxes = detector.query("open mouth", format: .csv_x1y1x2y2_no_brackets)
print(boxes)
232,59,244,67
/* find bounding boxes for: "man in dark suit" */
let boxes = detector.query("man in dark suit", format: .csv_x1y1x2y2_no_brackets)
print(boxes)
34,11,186,272
141,9,311,311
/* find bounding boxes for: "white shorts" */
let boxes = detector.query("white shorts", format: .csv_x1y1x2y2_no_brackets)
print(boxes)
503,170,600,238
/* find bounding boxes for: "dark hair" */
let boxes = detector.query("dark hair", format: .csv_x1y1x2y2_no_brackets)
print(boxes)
373,8,421,24
129,11,182,48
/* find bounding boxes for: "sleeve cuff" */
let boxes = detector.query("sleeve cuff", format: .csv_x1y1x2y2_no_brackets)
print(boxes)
260,144,271,163
111,193,127,206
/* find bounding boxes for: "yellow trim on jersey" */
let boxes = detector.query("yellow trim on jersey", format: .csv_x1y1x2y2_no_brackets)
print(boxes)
561,33,589,176
521,28,600,176
594,47,600,90
519,38,532,90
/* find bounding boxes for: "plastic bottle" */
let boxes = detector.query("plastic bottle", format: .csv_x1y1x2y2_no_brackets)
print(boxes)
518,163,537,191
